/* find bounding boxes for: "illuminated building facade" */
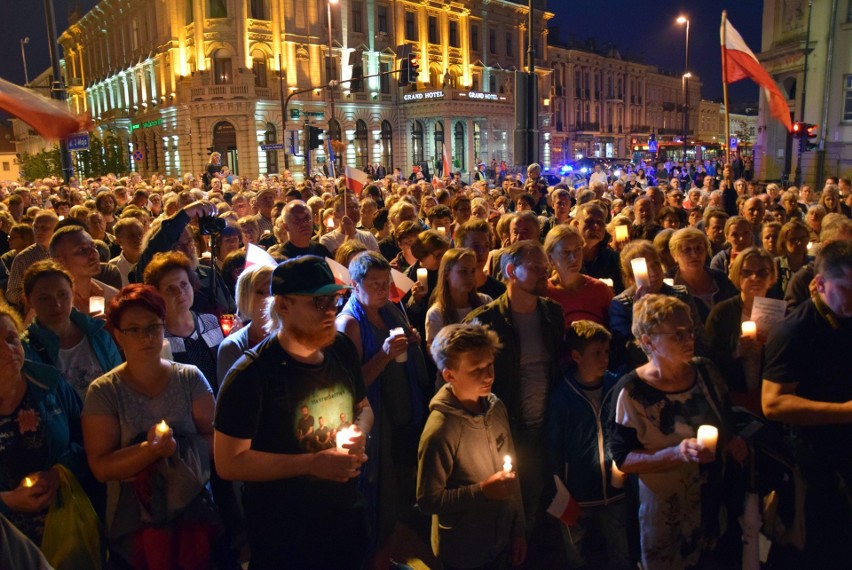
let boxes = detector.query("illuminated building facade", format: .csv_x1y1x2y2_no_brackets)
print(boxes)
57,0,553,179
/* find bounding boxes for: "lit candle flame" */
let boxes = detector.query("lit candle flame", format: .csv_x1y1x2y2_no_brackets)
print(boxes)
503,455,512,473
22,476,37,488
155,420,170,437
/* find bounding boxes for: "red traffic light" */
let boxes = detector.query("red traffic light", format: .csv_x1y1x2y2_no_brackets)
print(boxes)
793,122,802,134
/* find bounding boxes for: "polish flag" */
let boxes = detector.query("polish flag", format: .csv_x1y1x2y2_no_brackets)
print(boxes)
389,268,415,303
443,146,452,178
345,166,369,195
546,475,581,527
245,243,278,269
0,76,91,139
325,257,352,286
721,18,792,132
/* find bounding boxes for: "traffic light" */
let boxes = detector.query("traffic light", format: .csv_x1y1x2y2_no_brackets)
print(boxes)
399,57,410,87
407,53,420,84
306,125,323,150
348,50,363,92
793,121,818,152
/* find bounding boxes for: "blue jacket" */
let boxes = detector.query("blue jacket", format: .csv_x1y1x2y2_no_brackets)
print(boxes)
546,370,625,506
0,361,87,515
22,308,122,375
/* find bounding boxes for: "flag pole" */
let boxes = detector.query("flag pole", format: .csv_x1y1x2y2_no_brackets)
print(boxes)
721,10,732,167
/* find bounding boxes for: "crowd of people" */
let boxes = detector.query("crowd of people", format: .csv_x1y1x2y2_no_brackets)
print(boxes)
0,156,850,570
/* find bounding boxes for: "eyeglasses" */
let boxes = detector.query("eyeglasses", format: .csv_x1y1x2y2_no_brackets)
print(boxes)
119,322,165,338
651,328,694,343
741,269,771,279
293,294,345,312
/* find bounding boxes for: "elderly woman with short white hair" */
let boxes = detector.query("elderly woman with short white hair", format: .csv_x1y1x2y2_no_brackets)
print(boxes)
609,294,747,569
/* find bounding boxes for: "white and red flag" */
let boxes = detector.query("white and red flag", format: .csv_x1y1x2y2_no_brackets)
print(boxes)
389,268,415,304
721,18,792,132
325,257,352,286
344,165,369,196
245,243,278,269
0,76,91,139
443,145,452,178
546,475,581,527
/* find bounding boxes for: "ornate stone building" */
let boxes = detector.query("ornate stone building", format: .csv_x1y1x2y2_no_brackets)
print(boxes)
56,0,552,179
755,0,851,183
546,39,702,165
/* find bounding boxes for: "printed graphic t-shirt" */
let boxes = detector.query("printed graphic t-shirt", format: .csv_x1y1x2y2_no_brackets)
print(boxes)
214,332,367,510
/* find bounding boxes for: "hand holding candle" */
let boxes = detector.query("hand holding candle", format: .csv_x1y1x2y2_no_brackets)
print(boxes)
615,225,629,243
22,475,38,488
388,327,408,363
611,461,625,489
416,268,428,289
437,227,447,237
154,420,170,444
503,455,513,473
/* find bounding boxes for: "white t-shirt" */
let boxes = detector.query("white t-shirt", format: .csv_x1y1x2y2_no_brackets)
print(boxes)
58,336,104,400
425,293,493,343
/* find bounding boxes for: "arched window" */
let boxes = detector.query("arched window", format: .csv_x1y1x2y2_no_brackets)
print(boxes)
265,123,278,174
434,121,444,168
411,120,424,165
328,118,342,172
354,119,368,168
453,122,465,170
208,0,227,18
213,50,232,84
381,120,393,169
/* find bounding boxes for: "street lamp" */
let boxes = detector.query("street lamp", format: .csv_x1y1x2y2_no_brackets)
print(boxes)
327,0,338,175
677,16,690,165
20,37,30,86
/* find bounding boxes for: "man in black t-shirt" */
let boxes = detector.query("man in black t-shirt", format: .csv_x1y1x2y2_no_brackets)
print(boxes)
763,240,852,567
280,200,332,259
214,256,373,569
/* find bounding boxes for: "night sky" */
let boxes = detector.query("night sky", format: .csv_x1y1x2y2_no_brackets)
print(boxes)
0,0,761,108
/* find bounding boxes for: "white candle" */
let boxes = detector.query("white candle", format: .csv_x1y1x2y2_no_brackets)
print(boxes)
155,420,170,438
611,461,625,489
503,455,512,473
89,296,105,314
697,425,719,454
663,278,674,287
326,218,335,229
599,278,614,288
22,475,38,488
741,321,757,339
388,327,408,363
336,425,360,453
630,257,650,288
437,227,447,237
615,225,629,242
417,268,428,289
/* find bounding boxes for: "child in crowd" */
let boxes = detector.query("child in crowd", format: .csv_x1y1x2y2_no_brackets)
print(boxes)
546,320,631,569
417,323,526,569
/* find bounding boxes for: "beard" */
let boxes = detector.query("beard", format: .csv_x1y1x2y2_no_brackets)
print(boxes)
285,318,337,349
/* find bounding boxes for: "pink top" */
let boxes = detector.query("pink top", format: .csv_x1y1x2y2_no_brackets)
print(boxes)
545,274,614,328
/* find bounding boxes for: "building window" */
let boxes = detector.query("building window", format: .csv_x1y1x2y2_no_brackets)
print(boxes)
411,120,424,165
253,57,267,87
845,75,852,121
378,6,388,33
355,120,368,168
428,16,438,44
208,0,227,18
213,51,232,84
250,0,270,20
449,21,459,48
265,123,278,173
489,29,496,54
185,0,193,24
506,33,512,57
380,61,391,93
2,162,9,171
405,12,417,40
471,25,479,51
489,74,496,93
352,2,363,33
381,120,393,168
454,122,465,170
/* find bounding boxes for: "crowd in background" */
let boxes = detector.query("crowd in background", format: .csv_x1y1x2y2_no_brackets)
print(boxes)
0,155,850,569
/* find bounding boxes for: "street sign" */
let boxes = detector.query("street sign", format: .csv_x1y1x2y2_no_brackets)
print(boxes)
290,109,301,119
260,143,285,151
306,111,325,119
730,137,738,150
648,139,658,153
132,150,144,162
67,133,89,151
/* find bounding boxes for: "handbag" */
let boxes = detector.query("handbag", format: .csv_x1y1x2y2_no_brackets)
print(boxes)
41,465,103,570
